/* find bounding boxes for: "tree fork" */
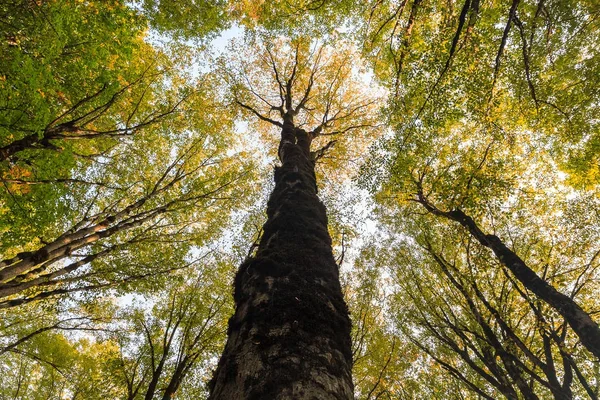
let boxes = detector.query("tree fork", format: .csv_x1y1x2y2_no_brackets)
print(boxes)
209,120,354,399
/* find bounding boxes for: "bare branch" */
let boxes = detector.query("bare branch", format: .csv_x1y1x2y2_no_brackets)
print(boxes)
236,100,283,127
488,0,521,102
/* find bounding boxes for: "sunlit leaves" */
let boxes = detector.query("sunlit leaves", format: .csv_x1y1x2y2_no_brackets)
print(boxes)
219,33,383,180
1,0,599,397
360,0,600,190
138,0,230,40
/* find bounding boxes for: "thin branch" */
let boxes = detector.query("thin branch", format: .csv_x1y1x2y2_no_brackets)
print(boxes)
236,100,283,127
489,0,521,102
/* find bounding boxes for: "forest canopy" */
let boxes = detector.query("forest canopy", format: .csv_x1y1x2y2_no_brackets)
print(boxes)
1,0,599,398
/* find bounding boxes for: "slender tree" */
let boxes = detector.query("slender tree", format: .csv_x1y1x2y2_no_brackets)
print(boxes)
361,220,599,399
414,188,600,360
209,36,379,399
116,266,232,400
0,0,254,310
0,114,248,308
359,0,600,369
0,256,234,400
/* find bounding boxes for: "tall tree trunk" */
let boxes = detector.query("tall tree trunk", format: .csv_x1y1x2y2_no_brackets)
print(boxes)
209,118,354,399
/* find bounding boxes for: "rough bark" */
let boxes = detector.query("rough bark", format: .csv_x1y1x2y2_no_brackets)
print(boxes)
209,118,354,399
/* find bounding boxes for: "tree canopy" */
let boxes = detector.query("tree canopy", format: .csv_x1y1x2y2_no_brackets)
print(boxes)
1,0,599,398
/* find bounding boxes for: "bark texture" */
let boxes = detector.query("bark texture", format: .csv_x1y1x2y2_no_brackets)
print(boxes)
209,119,354,399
